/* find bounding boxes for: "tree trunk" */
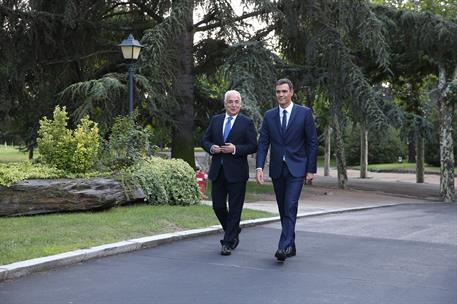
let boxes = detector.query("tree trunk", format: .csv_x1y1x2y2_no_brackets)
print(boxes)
170,0,196,168
415,131,424,183
324,126,331,176
360,121,368,178
332,111,348,189
0,178,144,216
438,65,455,202
28,145,34,160
407,131,416,163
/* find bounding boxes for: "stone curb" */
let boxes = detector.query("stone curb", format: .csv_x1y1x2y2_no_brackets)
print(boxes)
0,203,401,282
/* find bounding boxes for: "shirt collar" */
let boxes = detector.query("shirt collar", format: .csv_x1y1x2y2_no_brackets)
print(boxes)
279,102,294,114
225,113,238,120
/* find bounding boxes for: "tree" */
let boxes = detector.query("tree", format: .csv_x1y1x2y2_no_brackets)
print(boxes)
0,0,154,152
373,4,457,201
276,0,390,188
138,0,278,168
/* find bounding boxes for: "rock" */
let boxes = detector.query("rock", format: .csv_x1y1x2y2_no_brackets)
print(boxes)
0,178,145,216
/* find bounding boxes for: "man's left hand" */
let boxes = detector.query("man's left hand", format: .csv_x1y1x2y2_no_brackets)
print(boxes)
221,143,235,154
305,173,314,185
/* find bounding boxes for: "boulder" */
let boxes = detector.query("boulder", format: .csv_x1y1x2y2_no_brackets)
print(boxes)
0,178,145,216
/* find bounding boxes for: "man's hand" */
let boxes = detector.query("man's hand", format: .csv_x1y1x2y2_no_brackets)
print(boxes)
305,173,314,185
211,145,221,154
221,143,235,154
256,169,264,185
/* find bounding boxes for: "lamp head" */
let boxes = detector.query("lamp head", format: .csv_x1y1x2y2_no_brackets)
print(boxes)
118,34,143,60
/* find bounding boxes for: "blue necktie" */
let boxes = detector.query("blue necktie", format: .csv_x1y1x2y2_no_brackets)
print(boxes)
281,110,287,135
223,116,233,142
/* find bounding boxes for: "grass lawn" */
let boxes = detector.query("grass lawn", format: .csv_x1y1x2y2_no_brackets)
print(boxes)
0,204,272,265
0,146,34,163
204,181,275,202
317,155,442,173
364,162,442,173
316,155,337,168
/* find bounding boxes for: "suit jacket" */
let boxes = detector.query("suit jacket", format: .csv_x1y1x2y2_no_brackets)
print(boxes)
256,104,318,179
202,113,257,183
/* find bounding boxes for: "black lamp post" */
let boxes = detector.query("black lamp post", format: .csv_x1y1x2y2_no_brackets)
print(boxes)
118,34,143,117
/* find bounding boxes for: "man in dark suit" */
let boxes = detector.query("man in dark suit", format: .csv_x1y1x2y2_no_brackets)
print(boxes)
256,78,318,262
202,90,257,256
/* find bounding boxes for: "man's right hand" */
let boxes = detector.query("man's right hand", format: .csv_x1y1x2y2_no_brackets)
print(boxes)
210,145,221,154
256,169,264,185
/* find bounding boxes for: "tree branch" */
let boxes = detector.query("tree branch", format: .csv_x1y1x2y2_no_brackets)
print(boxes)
249,24,277,41
194,9,267,32
130,0,164,24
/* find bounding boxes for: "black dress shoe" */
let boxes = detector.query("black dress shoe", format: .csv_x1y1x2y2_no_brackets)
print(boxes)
221,245,232,256
230,228,242,250
275,249,286,261
231,237,239,250
285,247,296,257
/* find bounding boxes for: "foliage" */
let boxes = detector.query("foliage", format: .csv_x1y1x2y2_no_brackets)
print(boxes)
37,106,100,173
0,162,63,187
370,0,457,19
344,124,407,165
223,41,283,127
58,73,125,133
0,161,108,187
0,0,155,149
276,0,391,131
102,114,152,170
124,157,200,206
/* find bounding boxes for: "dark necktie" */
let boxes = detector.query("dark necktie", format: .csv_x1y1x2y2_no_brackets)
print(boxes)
223,116,233,142
281,110,287,135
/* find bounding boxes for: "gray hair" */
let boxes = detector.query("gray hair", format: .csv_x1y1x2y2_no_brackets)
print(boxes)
276,78,294,90
224,90,242,103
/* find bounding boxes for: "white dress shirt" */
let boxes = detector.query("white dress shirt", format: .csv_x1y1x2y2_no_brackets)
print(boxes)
279,102,294,128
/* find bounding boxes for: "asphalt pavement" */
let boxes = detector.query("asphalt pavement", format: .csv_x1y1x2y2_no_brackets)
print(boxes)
1,203,456,304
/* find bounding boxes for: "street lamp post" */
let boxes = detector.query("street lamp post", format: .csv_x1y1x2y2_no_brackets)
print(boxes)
118,34,144,117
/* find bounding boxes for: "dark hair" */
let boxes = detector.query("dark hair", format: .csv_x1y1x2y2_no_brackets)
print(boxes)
276,78,294,90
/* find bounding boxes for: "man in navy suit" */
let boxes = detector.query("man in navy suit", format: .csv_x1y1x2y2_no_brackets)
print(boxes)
202,90,257,256
256,79,318,262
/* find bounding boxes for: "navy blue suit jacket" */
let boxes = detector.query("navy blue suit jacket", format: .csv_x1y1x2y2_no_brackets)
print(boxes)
202,113,257,183
256,104,318,179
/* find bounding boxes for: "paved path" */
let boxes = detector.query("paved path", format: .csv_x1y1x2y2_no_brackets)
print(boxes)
1,203,455,304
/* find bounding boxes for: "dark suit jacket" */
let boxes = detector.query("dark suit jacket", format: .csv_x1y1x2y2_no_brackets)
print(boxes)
202,113,257,183
256,104,318,179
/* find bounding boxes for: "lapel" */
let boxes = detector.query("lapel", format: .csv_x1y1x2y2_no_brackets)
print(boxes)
285,104,298,136
273,107,282,137
215,114,225,143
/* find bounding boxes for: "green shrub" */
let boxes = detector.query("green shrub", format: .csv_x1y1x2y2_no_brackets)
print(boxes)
344,124,407,166
37,106,100,173
102,115,151,170
125,157,200,205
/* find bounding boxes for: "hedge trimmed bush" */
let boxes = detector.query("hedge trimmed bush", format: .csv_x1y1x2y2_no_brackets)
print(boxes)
37,106,100,173
126,157,200,205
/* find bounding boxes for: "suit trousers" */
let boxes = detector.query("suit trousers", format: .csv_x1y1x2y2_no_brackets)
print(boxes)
272,162,304,250
211,166,246,246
